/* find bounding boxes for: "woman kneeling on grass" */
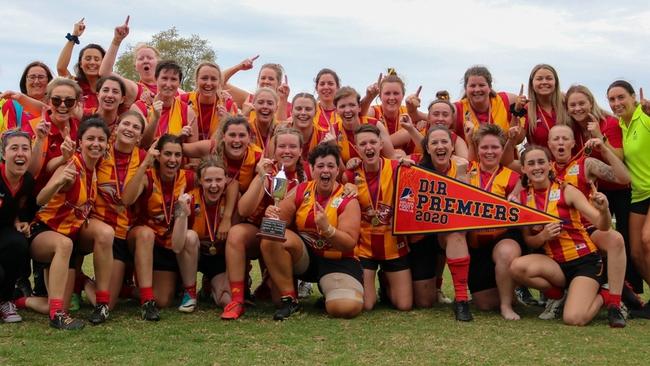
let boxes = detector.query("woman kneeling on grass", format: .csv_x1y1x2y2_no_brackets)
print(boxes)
260,143,363,320
510,146,624,327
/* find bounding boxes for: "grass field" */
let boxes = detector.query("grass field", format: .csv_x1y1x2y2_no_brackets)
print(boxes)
1,269,649,366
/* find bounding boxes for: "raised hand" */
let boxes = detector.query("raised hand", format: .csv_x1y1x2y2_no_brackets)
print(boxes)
73,18,86,37
144,139,160,167
113,15,130,43
640,88,650,115
60,126,75,161
240,55,259,71
514,83,528,112
586,113,603,139
405,86,422,112
314,201,330,233
58,160,78,187
278,75,290,101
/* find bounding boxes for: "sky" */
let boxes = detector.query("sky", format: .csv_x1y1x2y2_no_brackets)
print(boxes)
1,0,649,109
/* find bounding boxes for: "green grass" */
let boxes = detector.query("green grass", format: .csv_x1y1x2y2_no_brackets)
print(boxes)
1,265,649,366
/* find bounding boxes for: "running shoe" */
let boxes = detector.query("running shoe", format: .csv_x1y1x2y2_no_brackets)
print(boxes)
0,301,22,323
622,281,644,311
141,300,161,321
50,310,85,330
221,301,245,320
437,289,453,304
178,291,197,313
13,277,33,299
608,305,626,328
515,286,539,306
297,281,313,299
538,294,565,320
273,296,301,321
89,304,109,325
453,300,473,322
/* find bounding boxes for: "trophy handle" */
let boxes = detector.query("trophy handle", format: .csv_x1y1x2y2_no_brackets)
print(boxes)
262,173,273,197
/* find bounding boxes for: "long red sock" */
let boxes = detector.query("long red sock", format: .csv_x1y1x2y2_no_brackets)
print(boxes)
607,292,622,308
230,281,245,303
96,290,110,305
447,256,470,302
15,297,27,309
140,287,154,305
544,286,564,300
49,298,64,319
184,283,197,299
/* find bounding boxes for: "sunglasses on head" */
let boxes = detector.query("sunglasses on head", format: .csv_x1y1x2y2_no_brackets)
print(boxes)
50,96,77,108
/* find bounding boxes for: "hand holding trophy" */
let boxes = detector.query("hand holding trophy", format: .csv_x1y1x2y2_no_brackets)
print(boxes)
257,165,291,241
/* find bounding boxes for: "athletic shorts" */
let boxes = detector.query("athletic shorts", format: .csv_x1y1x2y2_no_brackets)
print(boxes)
297,245,363,285
153,245,179,273
112,238,133,264
407,234,438,281
198,253,226,281
630,196,650,215
558,252,605,285
359,256,410,272
468,230,524,293
28,221,77,268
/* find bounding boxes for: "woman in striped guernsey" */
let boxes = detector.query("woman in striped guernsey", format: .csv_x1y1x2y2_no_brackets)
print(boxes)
510,146,623,327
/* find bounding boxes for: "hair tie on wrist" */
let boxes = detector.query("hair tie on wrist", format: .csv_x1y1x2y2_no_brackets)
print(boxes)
65,33,80,45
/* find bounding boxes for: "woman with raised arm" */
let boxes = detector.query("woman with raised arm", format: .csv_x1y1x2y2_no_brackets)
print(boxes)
510,145,622,327
1,61,54,134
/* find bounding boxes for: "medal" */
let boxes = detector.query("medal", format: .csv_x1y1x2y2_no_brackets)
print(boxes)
371,216,380,227
209,244,217,255
363,159,383,227
201,189,222,255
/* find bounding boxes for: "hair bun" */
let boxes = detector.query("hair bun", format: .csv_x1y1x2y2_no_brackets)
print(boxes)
435,90,450,101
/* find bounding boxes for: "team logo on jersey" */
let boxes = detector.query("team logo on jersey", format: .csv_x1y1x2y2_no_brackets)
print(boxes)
549,189,561,202
331,196,343,208
567,164,580,176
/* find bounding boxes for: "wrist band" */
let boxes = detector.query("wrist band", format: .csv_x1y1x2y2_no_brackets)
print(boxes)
65,33,80,45
509,103,526,118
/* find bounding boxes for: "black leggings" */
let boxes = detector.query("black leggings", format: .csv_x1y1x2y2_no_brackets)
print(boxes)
0,227,29,301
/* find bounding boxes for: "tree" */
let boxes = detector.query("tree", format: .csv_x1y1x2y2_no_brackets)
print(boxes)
115,27,216,91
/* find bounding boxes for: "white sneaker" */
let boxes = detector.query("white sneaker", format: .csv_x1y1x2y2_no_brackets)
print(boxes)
538,293,566,320
178,291,197,313
437,289,453,304
297,281,313,299
0,301,22,323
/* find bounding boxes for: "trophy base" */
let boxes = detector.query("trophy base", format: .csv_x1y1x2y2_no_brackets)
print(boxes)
257,217,287,242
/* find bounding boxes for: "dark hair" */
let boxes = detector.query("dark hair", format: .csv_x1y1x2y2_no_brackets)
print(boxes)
419,125,452,170
519,145,555,188
308,143,341,166
314,68,340,88
607,80,635,96
291,92,317,107
473,123,506,147
334,86,360,107
154,134,184,170
77,117,110,142
354,123,381,137
75,44,106,85
196,155,226,180
462,65,496,98
155,60,183,83
215,115,251,160
118,110,146,134
1,129,32,156
19,61,53,94
96,75,126,96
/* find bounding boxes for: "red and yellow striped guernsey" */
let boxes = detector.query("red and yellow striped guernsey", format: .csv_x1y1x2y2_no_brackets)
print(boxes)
454,92,511,139
247,114,275,152
92,146,146,240
140,169,196,248
351,158,408,260
294,181,356,260
181,92,238,140
224,144,263,193
245,167,301,225
315,105,338,130
552,157,589,196
35,154,96,236
133,98,189,137
300,120,330,160
520,181,597,263
467,161,520,247
191,188,227,255
333,116,379,163
372,105,408,135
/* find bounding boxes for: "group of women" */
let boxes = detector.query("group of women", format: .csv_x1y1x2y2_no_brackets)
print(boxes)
1,17,649,330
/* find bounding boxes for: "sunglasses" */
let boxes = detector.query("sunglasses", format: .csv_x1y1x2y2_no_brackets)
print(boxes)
50,96,77,108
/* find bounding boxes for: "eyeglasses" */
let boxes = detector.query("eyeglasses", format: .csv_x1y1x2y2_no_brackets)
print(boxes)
50,96,77,108
27,75,48,81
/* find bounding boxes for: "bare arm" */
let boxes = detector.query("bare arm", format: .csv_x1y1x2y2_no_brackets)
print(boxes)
56,18,86,77
565,184,611,231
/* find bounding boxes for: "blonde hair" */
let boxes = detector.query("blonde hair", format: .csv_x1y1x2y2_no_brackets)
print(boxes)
526,64,569,136
565,84,612,125
46,77,82,100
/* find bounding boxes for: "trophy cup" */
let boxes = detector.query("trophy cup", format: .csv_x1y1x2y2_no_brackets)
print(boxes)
257,165,290,241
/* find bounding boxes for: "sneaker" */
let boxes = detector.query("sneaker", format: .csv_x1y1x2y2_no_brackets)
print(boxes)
50,310,85,330
178,291,197,313
13,277,33,299
622,281,644,311
630,302,650,319
515,286,539,306
221,301,245,320
538,294,565,320
273,296,301,321
141,300,161,321
0,301,22,323
453,300,473,321
89,304,109,325
437,289,453,304
608,305,626,328
69,293,81,312
297,281,313,299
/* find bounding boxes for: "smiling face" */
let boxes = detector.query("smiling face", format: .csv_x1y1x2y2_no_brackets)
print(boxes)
336,95,360,123
25,65,49,99
3,135,31,176
291,97,316,129
547,125,575,163
157,142,182,179
223,124,251,160
254,90,278,125
98,79,125,112
522,149,551,186
48,85,78,124
115,114,143,147
426,129,453,171
135,47,158,81
477,134,503,170
200,166,226,204
274,133,301,170
196,65,220,98
607,86,637,120
566,91,592,123
428,102,454,128
80,48,103,78
316,73,338,105
532,68,556,98
355,131,383,166
465,75,491,107
380,82,404,114
257,67,280,90
156,69,180,100
80,127,108,162
312,154,338,194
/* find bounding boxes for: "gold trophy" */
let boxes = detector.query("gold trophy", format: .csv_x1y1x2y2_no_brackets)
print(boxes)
257,165,290,241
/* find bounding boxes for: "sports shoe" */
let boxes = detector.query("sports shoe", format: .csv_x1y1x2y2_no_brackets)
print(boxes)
297,280,313,299
437,289,453,304
515,286,539,306
69,293,81,312
13,277,33,299
141,300,160,321
538,294,565,320
221,301,245,320
630,302,650,319
0,301,22,323
453,300,473,321
89,304,109,325
273,296,301,321
622,281,644,311
178,291,197,313
608,305,626,328
50,310,85,330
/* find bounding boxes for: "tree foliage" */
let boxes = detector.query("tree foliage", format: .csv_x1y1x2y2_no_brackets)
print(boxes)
115,27,216,91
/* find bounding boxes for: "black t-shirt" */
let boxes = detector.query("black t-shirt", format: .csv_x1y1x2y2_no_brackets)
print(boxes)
0,164,37,228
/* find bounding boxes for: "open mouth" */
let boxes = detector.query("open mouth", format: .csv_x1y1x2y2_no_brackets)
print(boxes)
342,111,356,120
229,142,244,155
364,150,376,160
319,174,331,184
165,161,178,169
14,158,26,167
143,65,151,72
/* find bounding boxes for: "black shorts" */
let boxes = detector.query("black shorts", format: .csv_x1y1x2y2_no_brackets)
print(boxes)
468,230,524,293
153,245,179,272
630,196,650,215
559,252,605,285
198,254,226,281
298,246,363,285
407,235,438,281
29,221,77,269
359,256,410,272
113,238,133,264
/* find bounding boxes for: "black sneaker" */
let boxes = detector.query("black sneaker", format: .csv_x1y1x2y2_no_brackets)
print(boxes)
608,305,626,328
273,296,301,321
515,286,540,306
453,300,473,322
50,310,85,330
622,281,644,311
141,300,160,321
13,277,33,299
630,302,650,319
89,304,109,325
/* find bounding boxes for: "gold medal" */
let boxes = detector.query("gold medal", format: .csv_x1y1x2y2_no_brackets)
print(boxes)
209,244,217,255
371,216,380,227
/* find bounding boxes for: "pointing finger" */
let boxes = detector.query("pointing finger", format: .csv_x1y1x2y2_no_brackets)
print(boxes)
125,15,130,25
640,87,644,101
377,73,383,86
284,75,288,85
251,54,260,61
519,83,524,96
415,85,422,98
